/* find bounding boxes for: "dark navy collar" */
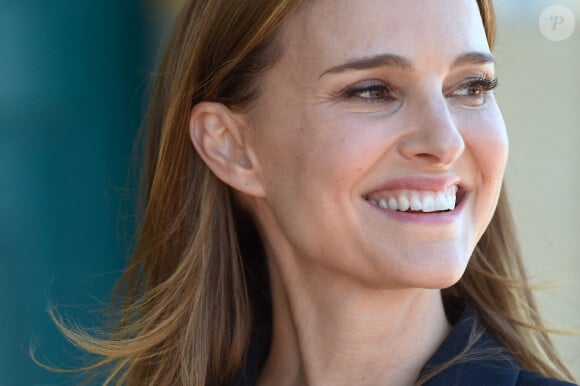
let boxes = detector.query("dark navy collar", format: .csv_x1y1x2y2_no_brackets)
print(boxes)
419,306,519,386
231,304,575,386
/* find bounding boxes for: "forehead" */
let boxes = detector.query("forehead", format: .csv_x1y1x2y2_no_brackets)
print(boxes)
277,0,490,76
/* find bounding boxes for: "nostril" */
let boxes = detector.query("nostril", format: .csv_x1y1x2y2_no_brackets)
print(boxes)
415,153,442,163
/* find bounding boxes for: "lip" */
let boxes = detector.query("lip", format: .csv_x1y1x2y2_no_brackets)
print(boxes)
363,175,466,224
365,175,462,194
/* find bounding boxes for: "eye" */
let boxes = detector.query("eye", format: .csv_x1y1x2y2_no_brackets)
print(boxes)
451,76,499,107
343,80,395,103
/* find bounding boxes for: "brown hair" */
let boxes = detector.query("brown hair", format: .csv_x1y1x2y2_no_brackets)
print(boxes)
52,1,576,385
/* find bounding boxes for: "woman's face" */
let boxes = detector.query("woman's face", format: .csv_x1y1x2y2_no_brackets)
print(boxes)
245,0,508,289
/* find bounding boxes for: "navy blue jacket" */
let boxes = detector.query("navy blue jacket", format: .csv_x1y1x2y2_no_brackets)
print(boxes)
232,305,577,386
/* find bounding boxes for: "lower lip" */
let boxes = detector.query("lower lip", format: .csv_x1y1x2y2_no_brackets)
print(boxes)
367,194,467,224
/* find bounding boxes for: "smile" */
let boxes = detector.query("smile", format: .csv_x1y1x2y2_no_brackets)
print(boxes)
364,185,465,213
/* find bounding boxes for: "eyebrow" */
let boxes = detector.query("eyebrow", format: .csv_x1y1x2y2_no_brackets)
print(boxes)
319,51,495,78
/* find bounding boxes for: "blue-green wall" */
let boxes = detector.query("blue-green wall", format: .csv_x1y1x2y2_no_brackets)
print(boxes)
0,1,148,384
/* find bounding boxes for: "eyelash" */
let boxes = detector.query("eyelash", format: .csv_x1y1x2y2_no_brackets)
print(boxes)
459,75,499,96
343,80,394,103
341,75,499,104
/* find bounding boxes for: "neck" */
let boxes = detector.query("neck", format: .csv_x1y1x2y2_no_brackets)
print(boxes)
257,255,452,386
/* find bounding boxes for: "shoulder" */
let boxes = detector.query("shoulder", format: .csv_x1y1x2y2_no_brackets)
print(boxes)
516,370,577,386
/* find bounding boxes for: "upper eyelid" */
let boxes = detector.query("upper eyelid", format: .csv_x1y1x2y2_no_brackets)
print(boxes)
338,73,497,96
446,75,499,94
338,79,391,95
450,72,497,85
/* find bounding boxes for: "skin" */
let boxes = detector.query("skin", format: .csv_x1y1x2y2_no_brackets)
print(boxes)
191,0,508,385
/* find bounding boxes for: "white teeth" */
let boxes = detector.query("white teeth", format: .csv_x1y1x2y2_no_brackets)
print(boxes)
410,194,422,211
397,196,410,211
366,185,460,212
422,195,436,212
436,192,449,210
449,193,456,209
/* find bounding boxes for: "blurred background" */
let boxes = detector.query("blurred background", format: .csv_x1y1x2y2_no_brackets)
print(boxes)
0,1,578,385
0,1,180,384
494,0,580,381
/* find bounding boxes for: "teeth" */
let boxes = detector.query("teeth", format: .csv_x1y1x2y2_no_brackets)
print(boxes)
397,196,409,211
436,193,448,210
449,193,456,209
366,186,459,213
422,195,436,212
410,194,422,211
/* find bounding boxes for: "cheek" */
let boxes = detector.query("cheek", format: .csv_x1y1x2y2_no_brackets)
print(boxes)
261,112,389,195
459,104,508,229
251,112,392,255
461,104,509,184
304,112,401,173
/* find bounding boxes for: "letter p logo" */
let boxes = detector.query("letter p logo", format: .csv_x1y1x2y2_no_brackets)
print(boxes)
540,5,575,41
551,15,565,31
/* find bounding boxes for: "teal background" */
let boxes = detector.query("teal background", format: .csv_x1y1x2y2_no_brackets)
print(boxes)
0,1,150,384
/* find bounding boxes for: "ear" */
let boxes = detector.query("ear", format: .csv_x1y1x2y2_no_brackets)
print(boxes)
189,102,265,197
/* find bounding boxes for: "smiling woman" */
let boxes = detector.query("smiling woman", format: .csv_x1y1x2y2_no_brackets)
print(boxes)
53,0,578,385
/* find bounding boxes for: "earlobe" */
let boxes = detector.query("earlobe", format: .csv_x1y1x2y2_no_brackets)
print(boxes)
189,102,265,197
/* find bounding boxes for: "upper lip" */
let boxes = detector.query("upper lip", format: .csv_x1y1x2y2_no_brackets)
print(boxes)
365,175,463,194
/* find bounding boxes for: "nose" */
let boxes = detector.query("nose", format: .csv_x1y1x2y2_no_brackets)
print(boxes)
397,94,465,169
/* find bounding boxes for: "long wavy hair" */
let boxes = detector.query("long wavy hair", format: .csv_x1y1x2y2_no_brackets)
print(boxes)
52,0,576,385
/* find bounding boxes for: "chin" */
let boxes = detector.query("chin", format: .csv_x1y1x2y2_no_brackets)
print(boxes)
366,247,472,290
419,268,466,290
417,257,471,289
